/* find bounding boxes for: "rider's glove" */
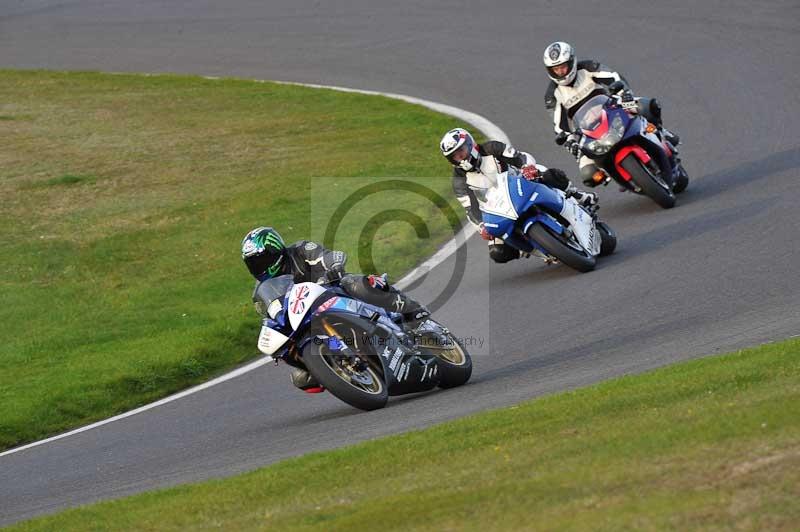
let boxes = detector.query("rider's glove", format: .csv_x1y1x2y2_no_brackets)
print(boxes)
621,89,635,103
564,133,581,159
521,164,539,181
318,268,343,284
479,222,492,241
619,89,638,112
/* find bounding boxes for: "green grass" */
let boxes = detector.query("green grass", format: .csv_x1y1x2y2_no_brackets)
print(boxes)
23,173,99,188
0,70,469,450
11,338,800,531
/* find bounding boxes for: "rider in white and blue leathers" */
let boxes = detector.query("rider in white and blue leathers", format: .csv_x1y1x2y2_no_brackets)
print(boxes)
440,127,597,263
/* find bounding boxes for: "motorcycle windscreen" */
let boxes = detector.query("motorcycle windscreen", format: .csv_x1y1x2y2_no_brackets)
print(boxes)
253,274,294,308
573,95,611,138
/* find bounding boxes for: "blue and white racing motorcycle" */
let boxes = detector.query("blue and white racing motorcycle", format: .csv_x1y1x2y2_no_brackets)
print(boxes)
477,171,616,272
253,275,472,410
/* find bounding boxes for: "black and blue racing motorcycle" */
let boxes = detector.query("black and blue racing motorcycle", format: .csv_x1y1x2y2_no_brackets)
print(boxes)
253,275,472,410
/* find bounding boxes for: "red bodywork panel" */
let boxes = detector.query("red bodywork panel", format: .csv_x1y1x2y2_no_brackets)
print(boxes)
583,111,609,140
614,145,652,181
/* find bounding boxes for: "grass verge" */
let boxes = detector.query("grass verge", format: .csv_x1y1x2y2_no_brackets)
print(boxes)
0,70,468,450
10,338,800,531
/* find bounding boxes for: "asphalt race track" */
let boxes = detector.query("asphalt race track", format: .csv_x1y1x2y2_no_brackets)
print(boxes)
1,0,799,525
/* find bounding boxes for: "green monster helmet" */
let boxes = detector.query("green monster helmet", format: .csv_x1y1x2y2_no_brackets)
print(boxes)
241,227,286,281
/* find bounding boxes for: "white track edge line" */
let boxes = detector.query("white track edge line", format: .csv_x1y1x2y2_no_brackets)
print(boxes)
0,76,508,458
0,357,274,458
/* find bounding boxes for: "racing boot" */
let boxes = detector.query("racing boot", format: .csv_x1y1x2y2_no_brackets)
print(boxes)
290,368,324,393
402,306,432,331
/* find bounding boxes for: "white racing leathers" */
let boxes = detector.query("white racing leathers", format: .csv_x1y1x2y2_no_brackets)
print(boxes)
452,141,554,229
549,63,623,172
451,141,553,262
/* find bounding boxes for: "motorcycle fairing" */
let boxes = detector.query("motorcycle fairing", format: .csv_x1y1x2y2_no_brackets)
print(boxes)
287,282,328,330
614,144,652,181
610,113,674,183
257,325,290,355
481,173,520,220
482,174,566,239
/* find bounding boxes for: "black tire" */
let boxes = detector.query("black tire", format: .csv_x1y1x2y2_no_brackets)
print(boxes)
620,154,676,209
673,163,689,194
301,341,388,411
431,337,472,389
597,221,617,256
527,223,596,273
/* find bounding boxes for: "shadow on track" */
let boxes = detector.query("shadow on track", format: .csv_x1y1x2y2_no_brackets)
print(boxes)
596,147,800,217
690,147,800,199
602,196,774,265
469,313,710,387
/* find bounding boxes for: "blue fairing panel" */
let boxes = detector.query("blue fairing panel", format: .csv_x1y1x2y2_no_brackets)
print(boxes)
482,212,516,238
523,213,564,235
521,179,565,213
482,177,565,239
503,232,534,253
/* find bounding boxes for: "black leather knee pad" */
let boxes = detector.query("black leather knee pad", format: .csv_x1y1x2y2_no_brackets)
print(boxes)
340,273,422,315
649,98,663,122
580,164,598,182
489,244,520,263
540,168,570,190
338,273,361,295
638,97,663,126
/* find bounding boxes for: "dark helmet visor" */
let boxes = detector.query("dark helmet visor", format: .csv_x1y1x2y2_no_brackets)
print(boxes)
245,249,283,280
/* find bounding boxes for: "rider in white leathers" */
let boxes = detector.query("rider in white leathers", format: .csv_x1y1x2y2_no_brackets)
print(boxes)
542,41,681,187
440,127,597,263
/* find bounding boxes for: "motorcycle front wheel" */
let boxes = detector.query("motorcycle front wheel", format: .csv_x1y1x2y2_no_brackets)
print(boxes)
597,221,617,257
527,223,596,273
301,341,388,411
619,154,676,209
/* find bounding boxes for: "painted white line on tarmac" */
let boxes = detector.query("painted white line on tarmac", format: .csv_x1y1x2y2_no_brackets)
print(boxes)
0,77,508,458
0,356,274,459
270,81,509,289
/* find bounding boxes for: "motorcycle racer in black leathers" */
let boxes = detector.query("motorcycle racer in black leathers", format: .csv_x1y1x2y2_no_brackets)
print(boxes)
542,41,681,187
440,127,598,263
241,226,429,391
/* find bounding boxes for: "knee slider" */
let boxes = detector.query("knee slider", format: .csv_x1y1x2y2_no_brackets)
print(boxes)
580,164,597,181
489,244,519,263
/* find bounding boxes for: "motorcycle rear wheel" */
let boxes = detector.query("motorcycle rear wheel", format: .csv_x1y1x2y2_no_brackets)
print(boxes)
301,341,388,411
527,223,596,273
